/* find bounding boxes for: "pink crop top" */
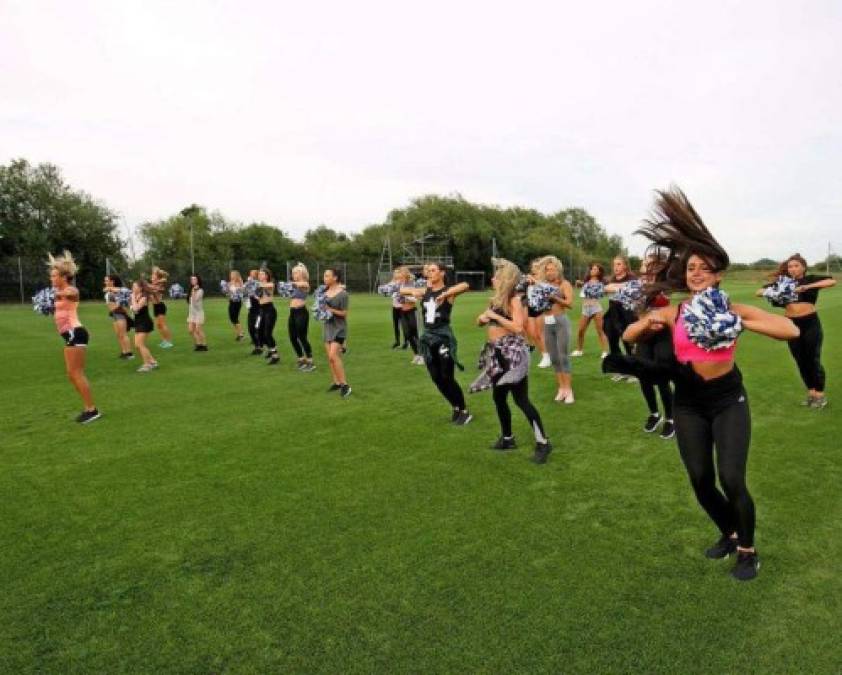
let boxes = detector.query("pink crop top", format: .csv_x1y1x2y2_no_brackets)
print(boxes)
673,306,736,364
54,295,80,334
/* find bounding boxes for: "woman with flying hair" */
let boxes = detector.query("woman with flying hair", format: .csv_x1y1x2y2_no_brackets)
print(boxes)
149,266,174,349
618,186,798,581
537,255,576,403
48,251,101,423
755,253,836,408
473,259,553,464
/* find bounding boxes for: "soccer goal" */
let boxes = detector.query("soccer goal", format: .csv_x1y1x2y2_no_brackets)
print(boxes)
456,270,486,290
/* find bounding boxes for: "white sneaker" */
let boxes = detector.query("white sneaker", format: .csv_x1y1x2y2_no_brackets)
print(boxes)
554,389,565,402
601,352,608,359
137,364,153,373
538,353,552,368
611,374,625,382
571,350,584,357
564,391,575,404
149,361,159,369
625,376,639,383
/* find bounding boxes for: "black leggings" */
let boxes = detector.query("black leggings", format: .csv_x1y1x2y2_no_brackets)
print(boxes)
392,307,403,344
637,333,673,418
604,301,635,356
673,368,754,548
493,377,546,442
288,306,312,358
248,303,261,347
228,300,242,325
425,343,466,411
400,309,419,354
787,313,825,391
259,303,277,351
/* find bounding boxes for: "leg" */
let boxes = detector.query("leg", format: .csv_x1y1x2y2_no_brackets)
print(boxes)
329,342,347,384
509,377,548,442
576,315,590,352
298,310,313,359
325,341,339,383
492,384,514,438
392,307,401,345
288,311,304,358
64,347,95,409
594,312,608,352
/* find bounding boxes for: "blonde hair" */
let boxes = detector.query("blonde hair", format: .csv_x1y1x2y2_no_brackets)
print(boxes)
491,258,522,310
229,269,243,285
151,266,169,282
292,262,309,282
535,255,563,282
47,250,78,279
395,265,412,282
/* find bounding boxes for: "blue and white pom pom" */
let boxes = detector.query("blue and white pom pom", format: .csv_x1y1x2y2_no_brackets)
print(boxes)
762,275,798,308
115,287,132,307
276,281,296,298
222,281,244,302
681,287,743,351
244,278,260,296
32,288,56,315
581,280,605,300
377,281,401,297
413,276,427,288
527,283,556,313
312,284,331,321
614,279,644,311
220,280,229,295
168,283,186,299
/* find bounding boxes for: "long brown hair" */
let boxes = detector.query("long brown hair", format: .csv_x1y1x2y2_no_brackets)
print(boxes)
635,186,729,294
777,253,808,279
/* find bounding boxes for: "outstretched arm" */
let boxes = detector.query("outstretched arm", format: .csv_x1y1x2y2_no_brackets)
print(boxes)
437,282,470,304
732,303,799,340
622,307,672,343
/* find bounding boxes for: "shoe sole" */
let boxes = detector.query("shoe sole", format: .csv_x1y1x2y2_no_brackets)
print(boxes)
458,415,473,426
79,412,102,424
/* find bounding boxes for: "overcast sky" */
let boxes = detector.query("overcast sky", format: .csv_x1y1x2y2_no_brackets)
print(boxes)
2,0,840,262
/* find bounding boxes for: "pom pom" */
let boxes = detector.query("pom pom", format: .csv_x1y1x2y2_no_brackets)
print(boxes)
614,279,644,311
276,281,296,298
377,281,401,297
168,283,186,299
115,288,131,307
312,284,331,321
220,280,229,294
762,275,798,308
526,283,556,313
581,280,605,300
32,287,56,315
681,287,743,351
413,277,427,288
244,278,260,297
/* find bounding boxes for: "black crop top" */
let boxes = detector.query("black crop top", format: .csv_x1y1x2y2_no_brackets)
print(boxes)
794,275,831,305
487,303,512,327
422,288,453,328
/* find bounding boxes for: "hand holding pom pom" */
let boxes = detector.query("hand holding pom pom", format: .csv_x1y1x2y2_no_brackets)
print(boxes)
582,280,605,300
762,276,798,308
681,287,743,351
168,283,186,299
32,288,56,315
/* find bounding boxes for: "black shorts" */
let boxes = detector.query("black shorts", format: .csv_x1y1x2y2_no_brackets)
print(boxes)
61,326,89,347
153,302,167,317
134,316,154,334
527,306,542,318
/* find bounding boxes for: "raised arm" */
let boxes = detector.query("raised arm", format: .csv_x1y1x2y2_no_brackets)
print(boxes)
732,303,799,340
622,306,672,343
398,286,426,299
438,282,470,304
796,277,837,292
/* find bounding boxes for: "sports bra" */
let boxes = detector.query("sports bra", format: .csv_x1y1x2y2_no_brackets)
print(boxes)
673,304,736,364
487,303,512,327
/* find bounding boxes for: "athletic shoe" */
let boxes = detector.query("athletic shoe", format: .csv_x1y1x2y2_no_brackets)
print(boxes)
125,353,135,360
236,334,244,342
563,391,575,405
412,355,424,365
611,374,626,382
137,364,154,373
303,363,316,372
810,396,828,409
537,353,552,368
644,413,662,433
491,436,517,450
660,420,675,439
341,345,348,354
251,348,263,356
625,376,638,383
327,383,342,392
554,390,565,403
451,409,461,424
601,352,608,359
800,395,814,406
160,341,174,349
731,550,760,581
193,345,201,351
401,342,409,350
531,441,553,464
391,342,400,349
268,355,280,365
340,384,352,398
149,361,159,369
571,350,584,357
705,534,738,560
76,408,101,424
455,411,473,426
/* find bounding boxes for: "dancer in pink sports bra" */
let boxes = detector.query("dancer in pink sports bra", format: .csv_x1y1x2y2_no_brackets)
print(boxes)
48,251,101,424
622,187,798,582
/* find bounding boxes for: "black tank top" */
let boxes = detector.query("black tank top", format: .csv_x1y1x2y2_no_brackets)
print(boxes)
422,287,453,328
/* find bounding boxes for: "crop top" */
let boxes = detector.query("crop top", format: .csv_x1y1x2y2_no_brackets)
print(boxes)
793,274,831,305
673,305,736,364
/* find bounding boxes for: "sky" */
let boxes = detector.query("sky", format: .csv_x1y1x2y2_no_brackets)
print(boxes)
2,0,841,263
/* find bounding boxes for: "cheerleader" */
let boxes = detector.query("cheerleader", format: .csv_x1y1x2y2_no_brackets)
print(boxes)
224,270,245,341
257,268,279,365
473,259,552,463
288,263,315,371
131,280,159,372
103,274,133,359
525,259,551,368
400,262,473,425
187,275,207,351
603,256,637,358
245,269,262,355
321,268,351,396
149,266,174,348
622,186,798,581
537,256,575,403
756,254,836,408
571,263,609,358
47,251,100,423
396,266,422,364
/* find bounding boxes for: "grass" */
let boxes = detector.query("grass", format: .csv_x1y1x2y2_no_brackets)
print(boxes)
1,281,841,673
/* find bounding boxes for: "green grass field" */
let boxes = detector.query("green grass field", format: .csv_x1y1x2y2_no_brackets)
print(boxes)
2,281,840,673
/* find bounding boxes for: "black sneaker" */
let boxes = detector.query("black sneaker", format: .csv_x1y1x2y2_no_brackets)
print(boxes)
731,550,760,581
391,342,400,349
455,411,473,426
236,334,244,342
340,384,352,398
76,408,102,425
644,413,661,433
251,348,263,356
451,409,461,424
401,342,409,350
268,355,279,365
660,420,675,439
491,436,517,451
327,383,342,392
199,345,209,351
341,345,348,354
303,363,316,372
705,534,738,559
531,441,553,464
